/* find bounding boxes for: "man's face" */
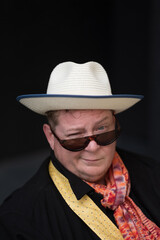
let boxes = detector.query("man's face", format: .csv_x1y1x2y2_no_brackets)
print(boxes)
45,110,116,184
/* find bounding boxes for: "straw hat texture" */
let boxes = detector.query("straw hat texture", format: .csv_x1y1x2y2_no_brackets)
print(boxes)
17,61,143,115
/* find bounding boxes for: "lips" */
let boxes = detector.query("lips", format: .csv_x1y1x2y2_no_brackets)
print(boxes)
82,158,101,162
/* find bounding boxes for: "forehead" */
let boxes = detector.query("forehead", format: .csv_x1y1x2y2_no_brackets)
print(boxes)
57,109,113,126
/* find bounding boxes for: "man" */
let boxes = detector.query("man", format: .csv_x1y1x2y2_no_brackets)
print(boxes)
0,61,160,239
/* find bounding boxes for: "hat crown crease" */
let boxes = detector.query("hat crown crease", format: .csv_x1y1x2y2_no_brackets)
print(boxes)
47,61,112,95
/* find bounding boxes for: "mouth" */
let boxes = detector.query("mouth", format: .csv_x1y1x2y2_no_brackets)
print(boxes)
81,158,102,162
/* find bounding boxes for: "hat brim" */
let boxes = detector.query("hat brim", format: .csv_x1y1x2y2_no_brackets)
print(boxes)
17,94,144,115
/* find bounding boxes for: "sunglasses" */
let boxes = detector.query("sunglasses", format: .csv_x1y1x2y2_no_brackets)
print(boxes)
50,118,121,152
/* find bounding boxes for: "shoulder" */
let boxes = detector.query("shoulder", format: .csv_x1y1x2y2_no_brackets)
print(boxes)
117,147,160,178
0,157,56,239
0,157,53,219
117,148,160,227
117,147,160,191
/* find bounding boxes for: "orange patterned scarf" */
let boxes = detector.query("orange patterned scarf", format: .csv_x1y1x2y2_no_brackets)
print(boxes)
85,152,160,239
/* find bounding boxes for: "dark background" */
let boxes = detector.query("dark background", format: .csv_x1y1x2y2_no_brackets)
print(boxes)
0,0,160,203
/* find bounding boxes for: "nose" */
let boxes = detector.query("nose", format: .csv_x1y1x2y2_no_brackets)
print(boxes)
85,138,100,151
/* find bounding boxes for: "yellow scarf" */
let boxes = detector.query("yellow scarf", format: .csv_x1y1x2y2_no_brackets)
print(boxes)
49,160,123,240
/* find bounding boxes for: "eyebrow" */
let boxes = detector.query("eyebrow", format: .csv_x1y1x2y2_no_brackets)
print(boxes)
64,116,111,136
64,128,85,137
95,116,110,125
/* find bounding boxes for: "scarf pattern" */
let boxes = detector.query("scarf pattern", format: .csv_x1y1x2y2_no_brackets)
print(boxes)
85,152,160,240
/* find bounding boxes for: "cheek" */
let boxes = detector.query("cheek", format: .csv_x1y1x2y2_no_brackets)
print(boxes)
53,141,80,168
102,142,116,163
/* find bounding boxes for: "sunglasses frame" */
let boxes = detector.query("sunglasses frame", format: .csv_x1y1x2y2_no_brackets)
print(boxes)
50,116,121,152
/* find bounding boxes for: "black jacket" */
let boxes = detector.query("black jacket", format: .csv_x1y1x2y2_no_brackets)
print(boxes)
0,148,160,240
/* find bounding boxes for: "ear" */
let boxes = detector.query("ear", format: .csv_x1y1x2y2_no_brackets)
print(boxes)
43,124,55,150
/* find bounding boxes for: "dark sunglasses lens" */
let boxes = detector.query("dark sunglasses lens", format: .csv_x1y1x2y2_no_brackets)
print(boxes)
61,126,120,151
62,138,88,151
96,130,118,146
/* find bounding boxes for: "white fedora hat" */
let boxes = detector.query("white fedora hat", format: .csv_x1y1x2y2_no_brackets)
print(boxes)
17,61,143,115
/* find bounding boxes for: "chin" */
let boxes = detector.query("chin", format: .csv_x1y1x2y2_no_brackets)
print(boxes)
82,170,106,184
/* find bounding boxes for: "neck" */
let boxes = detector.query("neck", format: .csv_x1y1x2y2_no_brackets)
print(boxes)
84,176,106,185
